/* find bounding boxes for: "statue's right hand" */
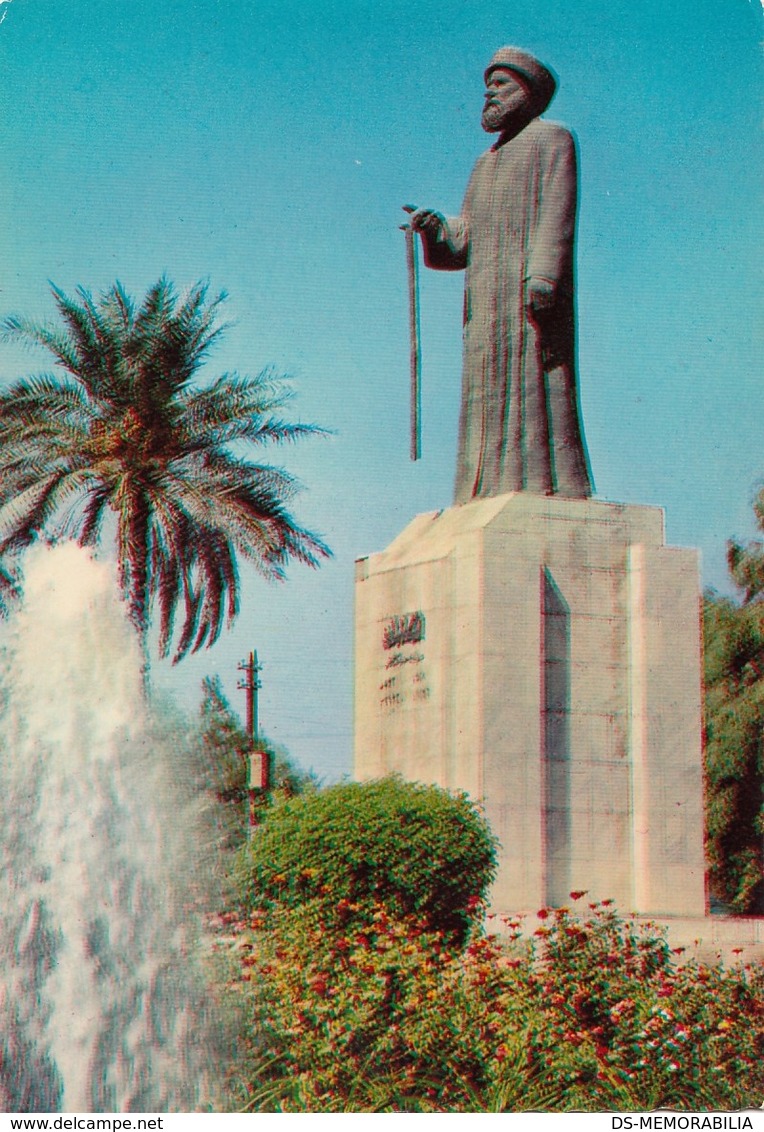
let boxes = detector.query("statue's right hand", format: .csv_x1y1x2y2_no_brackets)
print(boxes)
403,205,445,238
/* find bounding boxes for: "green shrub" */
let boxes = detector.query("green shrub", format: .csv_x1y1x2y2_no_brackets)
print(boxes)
237,775,498,944
225,898,764,1112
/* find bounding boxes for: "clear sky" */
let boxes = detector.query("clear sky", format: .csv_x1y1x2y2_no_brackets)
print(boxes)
1,0,762,781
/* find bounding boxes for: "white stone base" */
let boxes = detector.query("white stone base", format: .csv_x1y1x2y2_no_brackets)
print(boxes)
354,494,706,919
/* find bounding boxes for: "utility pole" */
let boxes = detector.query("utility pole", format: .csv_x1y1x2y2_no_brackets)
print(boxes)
237,649,269,829
238,649,262,745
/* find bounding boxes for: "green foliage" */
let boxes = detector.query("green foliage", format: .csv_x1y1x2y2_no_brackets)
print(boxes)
223,897,764,1112
238,776,498,944
196,675,316,848
727,488,764,603
703,486,764,913
198,676,251,804
0,279,329,659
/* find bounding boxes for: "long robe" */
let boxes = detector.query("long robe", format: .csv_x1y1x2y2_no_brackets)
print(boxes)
422,117,593,503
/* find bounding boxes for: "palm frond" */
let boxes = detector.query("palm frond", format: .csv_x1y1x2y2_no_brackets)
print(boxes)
165,463,328,580
173,280,229,369
146,490,241,661
113,476,152,634
49,284,119,395
0,388,96,460
155,551,184,659
0,373,92,414
175,368,332,450
189,532,239,656
99,281,135,337
132,278,228,398
172,582,203,665
79,483,115,547
0,470,94,553
1,316,89,379
148,518,185,659
144,492,199,658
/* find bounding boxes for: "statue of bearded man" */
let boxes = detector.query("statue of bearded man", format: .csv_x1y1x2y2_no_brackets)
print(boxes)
410,47,594,502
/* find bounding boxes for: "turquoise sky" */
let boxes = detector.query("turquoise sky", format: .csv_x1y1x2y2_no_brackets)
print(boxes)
1,0,762,780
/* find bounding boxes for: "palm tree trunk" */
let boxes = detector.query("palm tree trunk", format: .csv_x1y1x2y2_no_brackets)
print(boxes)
118,482,151,697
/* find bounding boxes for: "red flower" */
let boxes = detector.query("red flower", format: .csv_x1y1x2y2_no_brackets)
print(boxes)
572,991,589,1013
569,890,588,900
536,908,549,919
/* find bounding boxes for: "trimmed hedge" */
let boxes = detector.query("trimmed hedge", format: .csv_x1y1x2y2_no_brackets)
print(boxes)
238,775,498,944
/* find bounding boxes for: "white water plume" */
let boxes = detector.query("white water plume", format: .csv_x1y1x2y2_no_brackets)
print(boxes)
0,543,225,1112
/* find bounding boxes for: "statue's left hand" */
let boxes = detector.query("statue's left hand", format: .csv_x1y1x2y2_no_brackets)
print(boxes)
527,277,556,312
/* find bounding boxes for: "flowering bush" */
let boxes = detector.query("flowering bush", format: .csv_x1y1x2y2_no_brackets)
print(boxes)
238,776,498,944
520,900,764,1110
225,896,764,1112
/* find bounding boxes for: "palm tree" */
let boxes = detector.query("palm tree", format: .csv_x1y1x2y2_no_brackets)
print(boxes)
0,278,330,662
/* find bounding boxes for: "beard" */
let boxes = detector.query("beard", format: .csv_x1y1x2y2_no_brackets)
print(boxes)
481,86,535,134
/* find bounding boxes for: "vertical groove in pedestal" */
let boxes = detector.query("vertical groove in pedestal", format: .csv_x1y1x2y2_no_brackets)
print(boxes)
628,544,650,911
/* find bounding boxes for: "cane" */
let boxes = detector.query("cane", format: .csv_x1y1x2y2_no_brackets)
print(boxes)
400,205,422,462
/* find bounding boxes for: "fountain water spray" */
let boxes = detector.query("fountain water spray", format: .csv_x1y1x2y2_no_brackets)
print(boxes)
0,543,224,1112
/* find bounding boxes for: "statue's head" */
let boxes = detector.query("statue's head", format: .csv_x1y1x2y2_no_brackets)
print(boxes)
481,47,557,134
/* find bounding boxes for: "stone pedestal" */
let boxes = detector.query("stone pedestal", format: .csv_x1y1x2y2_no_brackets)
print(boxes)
354,494,706,918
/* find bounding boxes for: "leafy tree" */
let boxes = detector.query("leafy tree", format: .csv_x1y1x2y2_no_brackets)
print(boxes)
0,279,329,661
239,776,498,945
703,486,764,913
199,674,319,846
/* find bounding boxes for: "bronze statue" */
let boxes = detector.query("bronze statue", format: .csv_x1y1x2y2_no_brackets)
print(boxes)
409,47,593,502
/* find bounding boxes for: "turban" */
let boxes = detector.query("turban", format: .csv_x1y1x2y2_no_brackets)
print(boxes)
484,47,557,115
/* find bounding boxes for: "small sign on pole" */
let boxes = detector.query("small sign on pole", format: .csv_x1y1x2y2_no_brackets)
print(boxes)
247,747,271,828
237,648,269,830
248,748,270,793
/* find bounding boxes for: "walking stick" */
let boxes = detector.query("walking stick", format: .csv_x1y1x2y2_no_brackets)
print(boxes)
400,209,422,461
